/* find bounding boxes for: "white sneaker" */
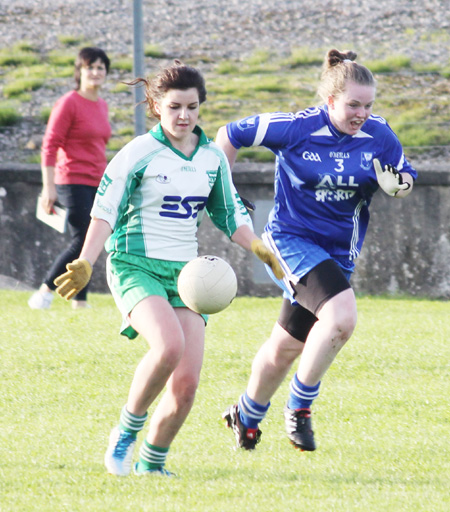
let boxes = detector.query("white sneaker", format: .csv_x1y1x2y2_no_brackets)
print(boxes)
28,291,54,309
104,427,137,476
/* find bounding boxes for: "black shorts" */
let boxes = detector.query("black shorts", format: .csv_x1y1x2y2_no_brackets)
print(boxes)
278,259,351,343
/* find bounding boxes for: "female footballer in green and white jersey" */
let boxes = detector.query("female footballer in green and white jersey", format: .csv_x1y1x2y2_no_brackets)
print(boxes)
53,61,282,477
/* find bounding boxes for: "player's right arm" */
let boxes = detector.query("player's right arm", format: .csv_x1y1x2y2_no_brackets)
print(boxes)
54,218,112,300
216,112,294,161
79,218,113,267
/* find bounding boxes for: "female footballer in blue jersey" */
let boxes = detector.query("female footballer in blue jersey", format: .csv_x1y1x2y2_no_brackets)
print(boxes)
216,49,416,451
53,61,282,476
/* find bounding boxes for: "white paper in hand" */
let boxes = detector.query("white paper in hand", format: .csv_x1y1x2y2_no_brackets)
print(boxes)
36,196,68,233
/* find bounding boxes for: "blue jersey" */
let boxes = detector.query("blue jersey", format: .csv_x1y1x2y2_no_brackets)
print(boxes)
227,106,417,271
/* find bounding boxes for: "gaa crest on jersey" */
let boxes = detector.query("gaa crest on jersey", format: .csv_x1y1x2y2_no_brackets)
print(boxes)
302,151,322,162
156,174,171,184
361,152,373,171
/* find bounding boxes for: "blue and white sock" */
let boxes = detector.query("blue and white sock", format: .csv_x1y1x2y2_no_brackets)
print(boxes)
238,391,270,429
288,374,320,410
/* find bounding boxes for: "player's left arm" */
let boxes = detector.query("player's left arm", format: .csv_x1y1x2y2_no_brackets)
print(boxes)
231,226,284,279
230,224,257,251
374,124,417,198
373,158,415,198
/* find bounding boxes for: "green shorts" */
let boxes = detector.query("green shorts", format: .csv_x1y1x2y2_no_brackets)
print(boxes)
106,252,207,339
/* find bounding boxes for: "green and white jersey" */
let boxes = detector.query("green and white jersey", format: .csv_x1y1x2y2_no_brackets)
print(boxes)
92,124,253,261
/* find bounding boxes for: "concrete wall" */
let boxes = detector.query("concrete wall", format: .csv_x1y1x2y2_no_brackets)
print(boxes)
1,163,449,299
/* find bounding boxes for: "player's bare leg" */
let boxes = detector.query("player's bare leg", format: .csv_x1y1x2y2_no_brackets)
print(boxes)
126,296,188,416
285,288,357,450
223,322,303,450
296,288,357,386
145,307,205,448
247,322,304,405
105,296,188,476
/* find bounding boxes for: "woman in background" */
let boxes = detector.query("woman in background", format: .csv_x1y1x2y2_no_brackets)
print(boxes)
28,46,111,310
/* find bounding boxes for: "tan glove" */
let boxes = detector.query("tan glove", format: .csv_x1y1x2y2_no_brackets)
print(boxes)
54,258,93,300
251,239,284,280
373,158,410,197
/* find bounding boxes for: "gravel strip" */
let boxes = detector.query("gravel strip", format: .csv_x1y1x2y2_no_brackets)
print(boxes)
1,0,449,169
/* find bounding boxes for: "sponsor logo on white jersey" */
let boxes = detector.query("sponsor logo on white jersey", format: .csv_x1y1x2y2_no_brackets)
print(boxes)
302,151,322,162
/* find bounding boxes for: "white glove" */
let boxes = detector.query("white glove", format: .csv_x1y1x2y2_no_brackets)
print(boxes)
373,158,411,197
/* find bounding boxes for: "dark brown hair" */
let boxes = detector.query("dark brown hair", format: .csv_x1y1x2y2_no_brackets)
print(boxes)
128,60,207,119
74,47,110,90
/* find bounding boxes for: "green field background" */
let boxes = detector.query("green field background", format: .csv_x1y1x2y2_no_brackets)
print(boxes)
1,291,449,511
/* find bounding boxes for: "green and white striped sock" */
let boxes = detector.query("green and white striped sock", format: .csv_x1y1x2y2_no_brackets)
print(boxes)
119,405,148,436
137,440,169,470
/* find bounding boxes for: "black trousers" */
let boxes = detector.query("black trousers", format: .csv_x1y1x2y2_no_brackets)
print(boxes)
44,184,97,301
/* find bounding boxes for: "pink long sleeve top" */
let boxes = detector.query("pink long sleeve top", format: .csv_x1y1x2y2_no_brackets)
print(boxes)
41,90,112,187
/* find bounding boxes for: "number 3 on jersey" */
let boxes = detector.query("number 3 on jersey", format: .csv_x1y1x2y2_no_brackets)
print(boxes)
334,158,344,173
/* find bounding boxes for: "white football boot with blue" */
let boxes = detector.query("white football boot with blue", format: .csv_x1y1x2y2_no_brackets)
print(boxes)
104,426,137,476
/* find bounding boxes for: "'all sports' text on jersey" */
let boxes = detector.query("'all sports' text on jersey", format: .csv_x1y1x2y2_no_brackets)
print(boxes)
92,124,252,261
227,106,417,271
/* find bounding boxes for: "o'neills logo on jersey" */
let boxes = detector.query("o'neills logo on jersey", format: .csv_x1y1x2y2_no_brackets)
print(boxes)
181,165,196,173
302,151,322,162
329,151,350,159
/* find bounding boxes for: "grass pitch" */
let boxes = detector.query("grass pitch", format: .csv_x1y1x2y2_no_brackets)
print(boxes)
1,291,449,511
